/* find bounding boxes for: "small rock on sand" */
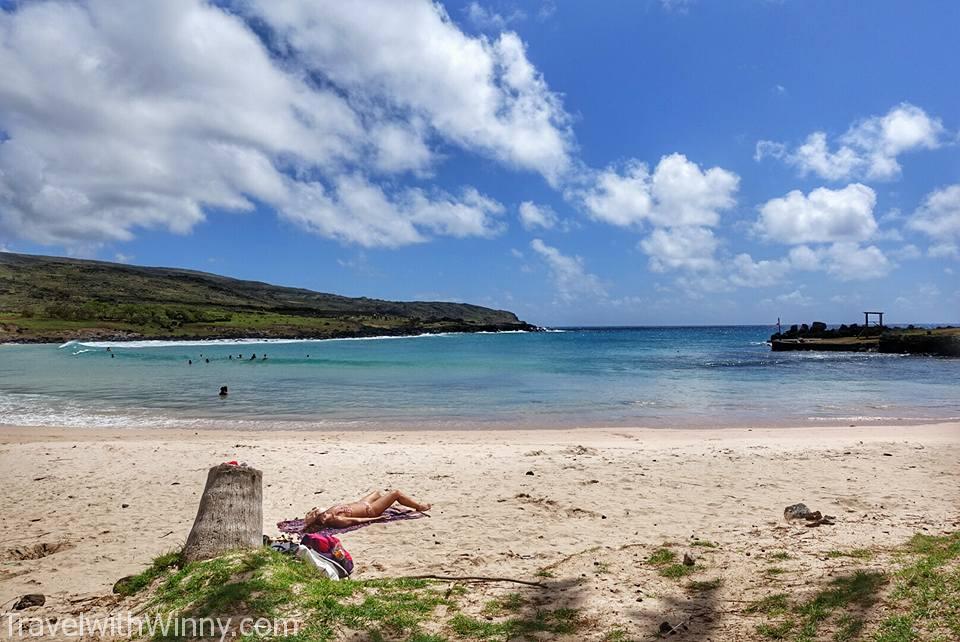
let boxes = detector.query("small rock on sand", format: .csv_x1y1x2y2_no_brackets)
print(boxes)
14,594,45,610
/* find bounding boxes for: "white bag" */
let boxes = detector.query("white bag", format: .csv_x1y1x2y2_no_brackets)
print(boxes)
296,544,340,580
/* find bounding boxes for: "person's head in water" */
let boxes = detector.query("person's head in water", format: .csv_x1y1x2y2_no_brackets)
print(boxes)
188,359,192,365
219,386,228,397
205,358,209,363
250,353,257,360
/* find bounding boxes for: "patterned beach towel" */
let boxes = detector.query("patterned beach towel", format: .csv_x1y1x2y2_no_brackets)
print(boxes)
277,507,426,536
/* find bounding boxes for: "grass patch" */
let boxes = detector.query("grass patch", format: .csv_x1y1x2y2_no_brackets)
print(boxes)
691,540,718,548
113,550,182,597
769,552,791,561
687,578,722,592
750,571,886,641
659,563,695,579
646,548,675,566
833,613,865,641
874,531,960,640
481,593,526,617
757,619,795,639
449,608,580,640
764,566,789,577
128,548,587,641
746,594,790,616
826,549,874,560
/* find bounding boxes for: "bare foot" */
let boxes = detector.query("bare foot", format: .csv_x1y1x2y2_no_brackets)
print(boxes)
416,502,432,512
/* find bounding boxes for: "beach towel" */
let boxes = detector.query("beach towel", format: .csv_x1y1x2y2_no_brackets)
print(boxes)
277,506,426,536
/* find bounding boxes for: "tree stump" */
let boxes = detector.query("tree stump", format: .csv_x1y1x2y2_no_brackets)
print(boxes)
182,463,263,563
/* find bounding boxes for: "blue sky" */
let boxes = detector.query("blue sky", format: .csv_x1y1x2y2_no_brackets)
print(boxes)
1,0,958,326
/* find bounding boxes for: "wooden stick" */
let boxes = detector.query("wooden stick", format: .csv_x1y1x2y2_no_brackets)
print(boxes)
398,574,547,588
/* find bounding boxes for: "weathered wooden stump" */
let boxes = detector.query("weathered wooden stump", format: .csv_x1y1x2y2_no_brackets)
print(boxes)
182,463,263,563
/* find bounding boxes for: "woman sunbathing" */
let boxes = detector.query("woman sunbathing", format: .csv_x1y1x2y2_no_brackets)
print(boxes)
305,489,431,530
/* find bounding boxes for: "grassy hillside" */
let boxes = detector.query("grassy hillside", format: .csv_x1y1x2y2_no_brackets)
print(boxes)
0,253,536,343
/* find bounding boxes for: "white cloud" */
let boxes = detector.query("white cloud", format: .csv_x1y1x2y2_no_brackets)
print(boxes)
890,244,922,261
464,2,526,31
0,0,570,248
518,201,558,230
928,243,959,259
787,245,821,271
754,140,786,162
755,103,946,181
822,242,891,281
639,226,719,272
776,289,813,306
250,0,573,185
282,177,504,248
728,253,791,287
908,184,960,240
582,153,738,228
529,238,605,301
755,184,877,244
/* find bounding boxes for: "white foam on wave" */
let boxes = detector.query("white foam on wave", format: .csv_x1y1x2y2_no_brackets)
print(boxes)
807,415,960,423
73,329,533,349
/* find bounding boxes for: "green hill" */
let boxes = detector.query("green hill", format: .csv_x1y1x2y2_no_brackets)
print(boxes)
0,252,536,343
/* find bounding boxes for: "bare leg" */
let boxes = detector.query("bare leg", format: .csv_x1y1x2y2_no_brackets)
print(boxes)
367,489,431,516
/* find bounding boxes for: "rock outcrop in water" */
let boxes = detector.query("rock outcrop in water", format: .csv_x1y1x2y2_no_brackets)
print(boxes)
770,322,960,356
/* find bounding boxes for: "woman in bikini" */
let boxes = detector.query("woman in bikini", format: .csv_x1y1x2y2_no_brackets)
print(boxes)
305,489,431,530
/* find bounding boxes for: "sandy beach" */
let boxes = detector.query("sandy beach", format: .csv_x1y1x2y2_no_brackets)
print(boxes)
1,422,958,638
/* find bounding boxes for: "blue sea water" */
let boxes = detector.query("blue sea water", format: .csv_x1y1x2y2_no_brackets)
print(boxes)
0,327,958,430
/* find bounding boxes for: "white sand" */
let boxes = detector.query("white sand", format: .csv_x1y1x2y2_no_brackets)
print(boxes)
1,422,958,638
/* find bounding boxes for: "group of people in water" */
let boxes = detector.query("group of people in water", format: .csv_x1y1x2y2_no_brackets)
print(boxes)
188,352,269,365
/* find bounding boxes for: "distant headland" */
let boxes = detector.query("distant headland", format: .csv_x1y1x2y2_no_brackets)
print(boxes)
770,317,960,356
0,253,539,344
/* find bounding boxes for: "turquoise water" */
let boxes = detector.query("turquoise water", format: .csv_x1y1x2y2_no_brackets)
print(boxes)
1,327,958,429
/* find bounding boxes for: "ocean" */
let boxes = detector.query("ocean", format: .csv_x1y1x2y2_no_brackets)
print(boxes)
1,326,958,430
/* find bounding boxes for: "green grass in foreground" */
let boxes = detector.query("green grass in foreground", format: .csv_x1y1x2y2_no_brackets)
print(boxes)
873,532,960,641
748,531,960,642
127,548,584,641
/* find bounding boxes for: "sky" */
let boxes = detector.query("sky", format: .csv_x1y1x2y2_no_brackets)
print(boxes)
0,0,958,326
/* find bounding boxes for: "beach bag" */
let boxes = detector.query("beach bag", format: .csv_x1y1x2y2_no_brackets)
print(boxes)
296,545,340,580
301,533,354,577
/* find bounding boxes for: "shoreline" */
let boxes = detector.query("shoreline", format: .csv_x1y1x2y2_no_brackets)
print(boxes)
2,420,960,443
4,412,960,437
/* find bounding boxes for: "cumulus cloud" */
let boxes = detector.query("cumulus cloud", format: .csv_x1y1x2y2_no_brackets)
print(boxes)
529,238,605,301
282,178,504,247
639,226,719,273
908,184,960,241
728,253,791,287
518,201,558,230
821,242,891,281
249,0,573,184
582,153,738,228
580,154,738,276
755,103,946,181
755,184,878,244
0,0,571,248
